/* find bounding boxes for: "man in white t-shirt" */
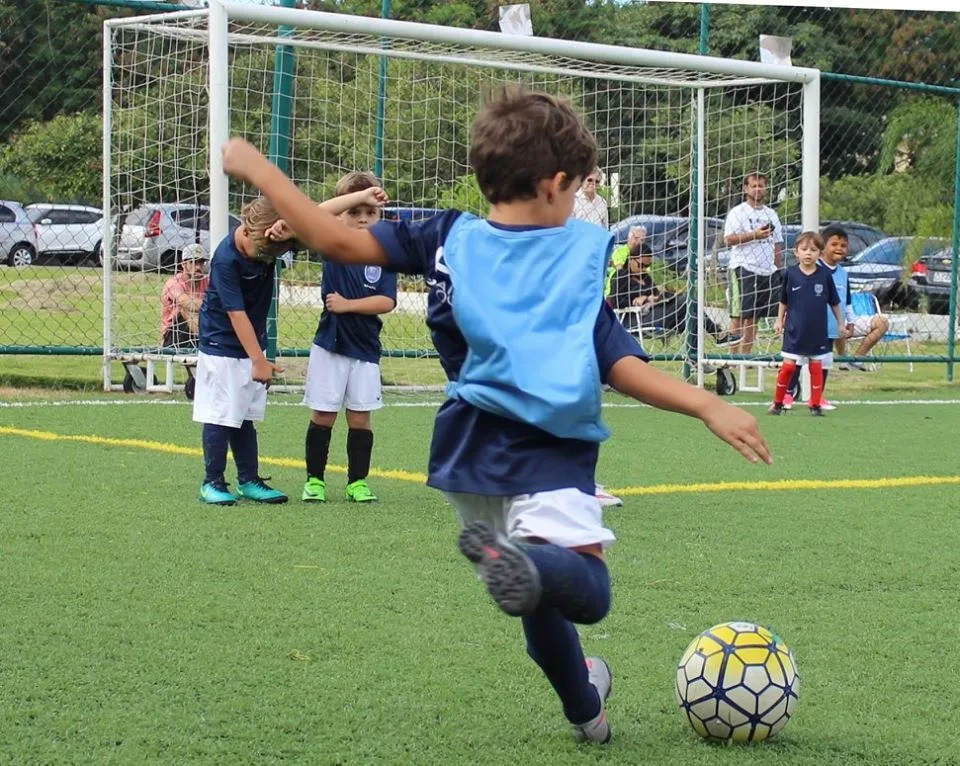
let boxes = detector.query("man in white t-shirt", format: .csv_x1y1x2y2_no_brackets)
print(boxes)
723,172,784,354
572,169,608,229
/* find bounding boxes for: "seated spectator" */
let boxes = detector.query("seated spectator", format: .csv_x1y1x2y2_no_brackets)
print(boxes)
160,243,209,350
605,225,649,298
610,248,737,346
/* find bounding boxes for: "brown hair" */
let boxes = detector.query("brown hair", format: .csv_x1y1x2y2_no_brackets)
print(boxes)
469,86,597,205
334,170,380,197
794,230,824,252
743,171,768,186
240,197,296,260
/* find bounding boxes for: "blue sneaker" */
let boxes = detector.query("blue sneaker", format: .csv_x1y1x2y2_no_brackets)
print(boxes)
237,477,288,504
200,481,238,506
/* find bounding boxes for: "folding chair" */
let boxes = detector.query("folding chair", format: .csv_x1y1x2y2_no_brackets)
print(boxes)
613,306,668,352
849,291,913,372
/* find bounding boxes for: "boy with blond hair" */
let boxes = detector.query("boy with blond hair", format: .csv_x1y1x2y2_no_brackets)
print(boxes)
222,87,771,743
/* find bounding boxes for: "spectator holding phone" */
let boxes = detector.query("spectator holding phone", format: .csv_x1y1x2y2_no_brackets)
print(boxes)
723,172,783,354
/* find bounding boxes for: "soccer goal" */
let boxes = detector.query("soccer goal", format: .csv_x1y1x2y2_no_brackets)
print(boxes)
102,1,820,393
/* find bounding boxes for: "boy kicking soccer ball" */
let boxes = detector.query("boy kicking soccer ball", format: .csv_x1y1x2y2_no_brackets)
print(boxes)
770,231,849,417
221,87,771,743
300,172,397,504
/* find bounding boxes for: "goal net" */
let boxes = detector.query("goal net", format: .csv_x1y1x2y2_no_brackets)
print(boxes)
102,2,819,393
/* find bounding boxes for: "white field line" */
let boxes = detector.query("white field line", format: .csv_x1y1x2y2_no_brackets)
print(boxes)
2,397,960,410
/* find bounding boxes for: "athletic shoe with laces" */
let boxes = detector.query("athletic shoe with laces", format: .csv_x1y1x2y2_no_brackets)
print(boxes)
573,657,613,744
200,481,238,506
302,477,326,503
594,484,623,508
768,402,784,415
457,521,542,617
782,393,795,410
237,477,288,504
815,399,837,411
345,479,377,502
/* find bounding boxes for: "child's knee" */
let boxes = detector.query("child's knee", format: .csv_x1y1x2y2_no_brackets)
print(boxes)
345,409,371,429
311,410,337,427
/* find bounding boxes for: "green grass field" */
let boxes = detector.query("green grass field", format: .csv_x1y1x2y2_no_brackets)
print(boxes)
3,388,960,764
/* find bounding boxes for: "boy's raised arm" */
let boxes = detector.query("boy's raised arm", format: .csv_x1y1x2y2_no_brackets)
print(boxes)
607,356,772,465
222,138,388,266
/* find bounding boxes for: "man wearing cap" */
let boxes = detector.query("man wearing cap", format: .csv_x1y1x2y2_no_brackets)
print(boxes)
161,243,209,350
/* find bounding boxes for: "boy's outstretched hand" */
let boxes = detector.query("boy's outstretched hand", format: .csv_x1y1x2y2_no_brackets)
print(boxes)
700,399,772,465
222,138,268,183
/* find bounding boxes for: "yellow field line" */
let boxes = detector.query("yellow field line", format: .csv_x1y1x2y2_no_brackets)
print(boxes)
2,424,958,496
0,425,428,483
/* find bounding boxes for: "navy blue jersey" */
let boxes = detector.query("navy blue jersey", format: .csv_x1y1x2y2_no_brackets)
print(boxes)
199,229,276,358
779,264,840,356
313,261,398,363
369,211,647,496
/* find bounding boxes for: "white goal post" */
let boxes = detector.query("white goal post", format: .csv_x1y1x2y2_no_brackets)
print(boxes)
102,0,820,393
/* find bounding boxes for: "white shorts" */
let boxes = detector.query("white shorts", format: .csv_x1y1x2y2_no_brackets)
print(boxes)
782,351,832,369
444,488,616,550
192,351,268,428
303,343,383,413
852,315,875,336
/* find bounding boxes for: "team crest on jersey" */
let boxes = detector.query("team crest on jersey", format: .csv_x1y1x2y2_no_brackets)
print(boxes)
364,265,382,284
814,283,824,296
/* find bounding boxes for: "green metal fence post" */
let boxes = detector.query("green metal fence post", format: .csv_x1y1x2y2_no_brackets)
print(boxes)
948,100,960,382
682,4,710,382
266,0,297,363
374,0,392,179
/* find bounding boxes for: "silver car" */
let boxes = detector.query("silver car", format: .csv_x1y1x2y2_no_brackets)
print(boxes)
114,203,239,271
0,200,39,267
26,203,104,265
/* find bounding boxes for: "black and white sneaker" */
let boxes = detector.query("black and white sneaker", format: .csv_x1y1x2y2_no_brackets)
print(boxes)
457,521,542,617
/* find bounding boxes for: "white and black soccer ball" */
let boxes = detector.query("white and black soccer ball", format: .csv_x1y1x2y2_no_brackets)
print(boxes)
676,621,800,743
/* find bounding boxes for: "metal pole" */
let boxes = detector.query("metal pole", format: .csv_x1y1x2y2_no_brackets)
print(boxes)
699,3,710,56
801,74,821,232
102,21,114,392
208,0,230,248
266,0,297,362
374,0,392,179
947,100,960,382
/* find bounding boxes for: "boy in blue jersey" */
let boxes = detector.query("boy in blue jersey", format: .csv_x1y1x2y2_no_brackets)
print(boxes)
301,171,397,504
770,231,848,417
221,87,771,744
193,197,297,505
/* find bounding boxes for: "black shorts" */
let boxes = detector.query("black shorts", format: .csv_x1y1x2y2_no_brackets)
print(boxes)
162,315,198,351
729,268,780,320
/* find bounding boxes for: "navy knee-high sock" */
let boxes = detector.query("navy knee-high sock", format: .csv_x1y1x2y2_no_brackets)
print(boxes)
202,423,232,484
520,543,611,624
522,607,600,725
230,420,259,484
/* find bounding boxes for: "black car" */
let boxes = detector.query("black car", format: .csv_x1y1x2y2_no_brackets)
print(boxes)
609,215,725,274
909,246,959,314
780,220,887,267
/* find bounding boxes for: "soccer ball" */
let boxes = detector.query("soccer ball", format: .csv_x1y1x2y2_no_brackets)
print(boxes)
675,621,800,743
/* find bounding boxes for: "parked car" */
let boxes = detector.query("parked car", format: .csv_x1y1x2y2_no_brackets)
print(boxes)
26,203,104,265
845,236,947,309
0,200,38,267
609,215,725,274
908,245,959,314
762,220,888,268
114,204,241,271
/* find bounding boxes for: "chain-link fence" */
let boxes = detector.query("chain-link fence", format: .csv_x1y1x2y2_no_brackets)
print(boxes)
1,0,957,392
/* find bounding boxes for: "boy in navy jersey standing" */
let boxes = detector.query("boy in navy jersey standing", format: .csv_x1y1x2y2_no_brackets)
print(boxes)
221,87,771,744
193,197,297,505
301,172,397,504
770,231,848,416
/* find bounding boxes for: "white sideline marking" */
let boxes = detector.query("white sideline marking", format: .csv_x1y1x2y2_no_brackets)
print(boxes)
1,397,960,410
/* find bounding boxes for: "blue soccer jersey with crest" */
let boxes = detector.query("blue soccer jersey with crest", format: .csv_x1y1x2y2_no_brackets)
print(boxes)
199,228,275,358
368,210,647,497
313,260,398,363
779,263,840,357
